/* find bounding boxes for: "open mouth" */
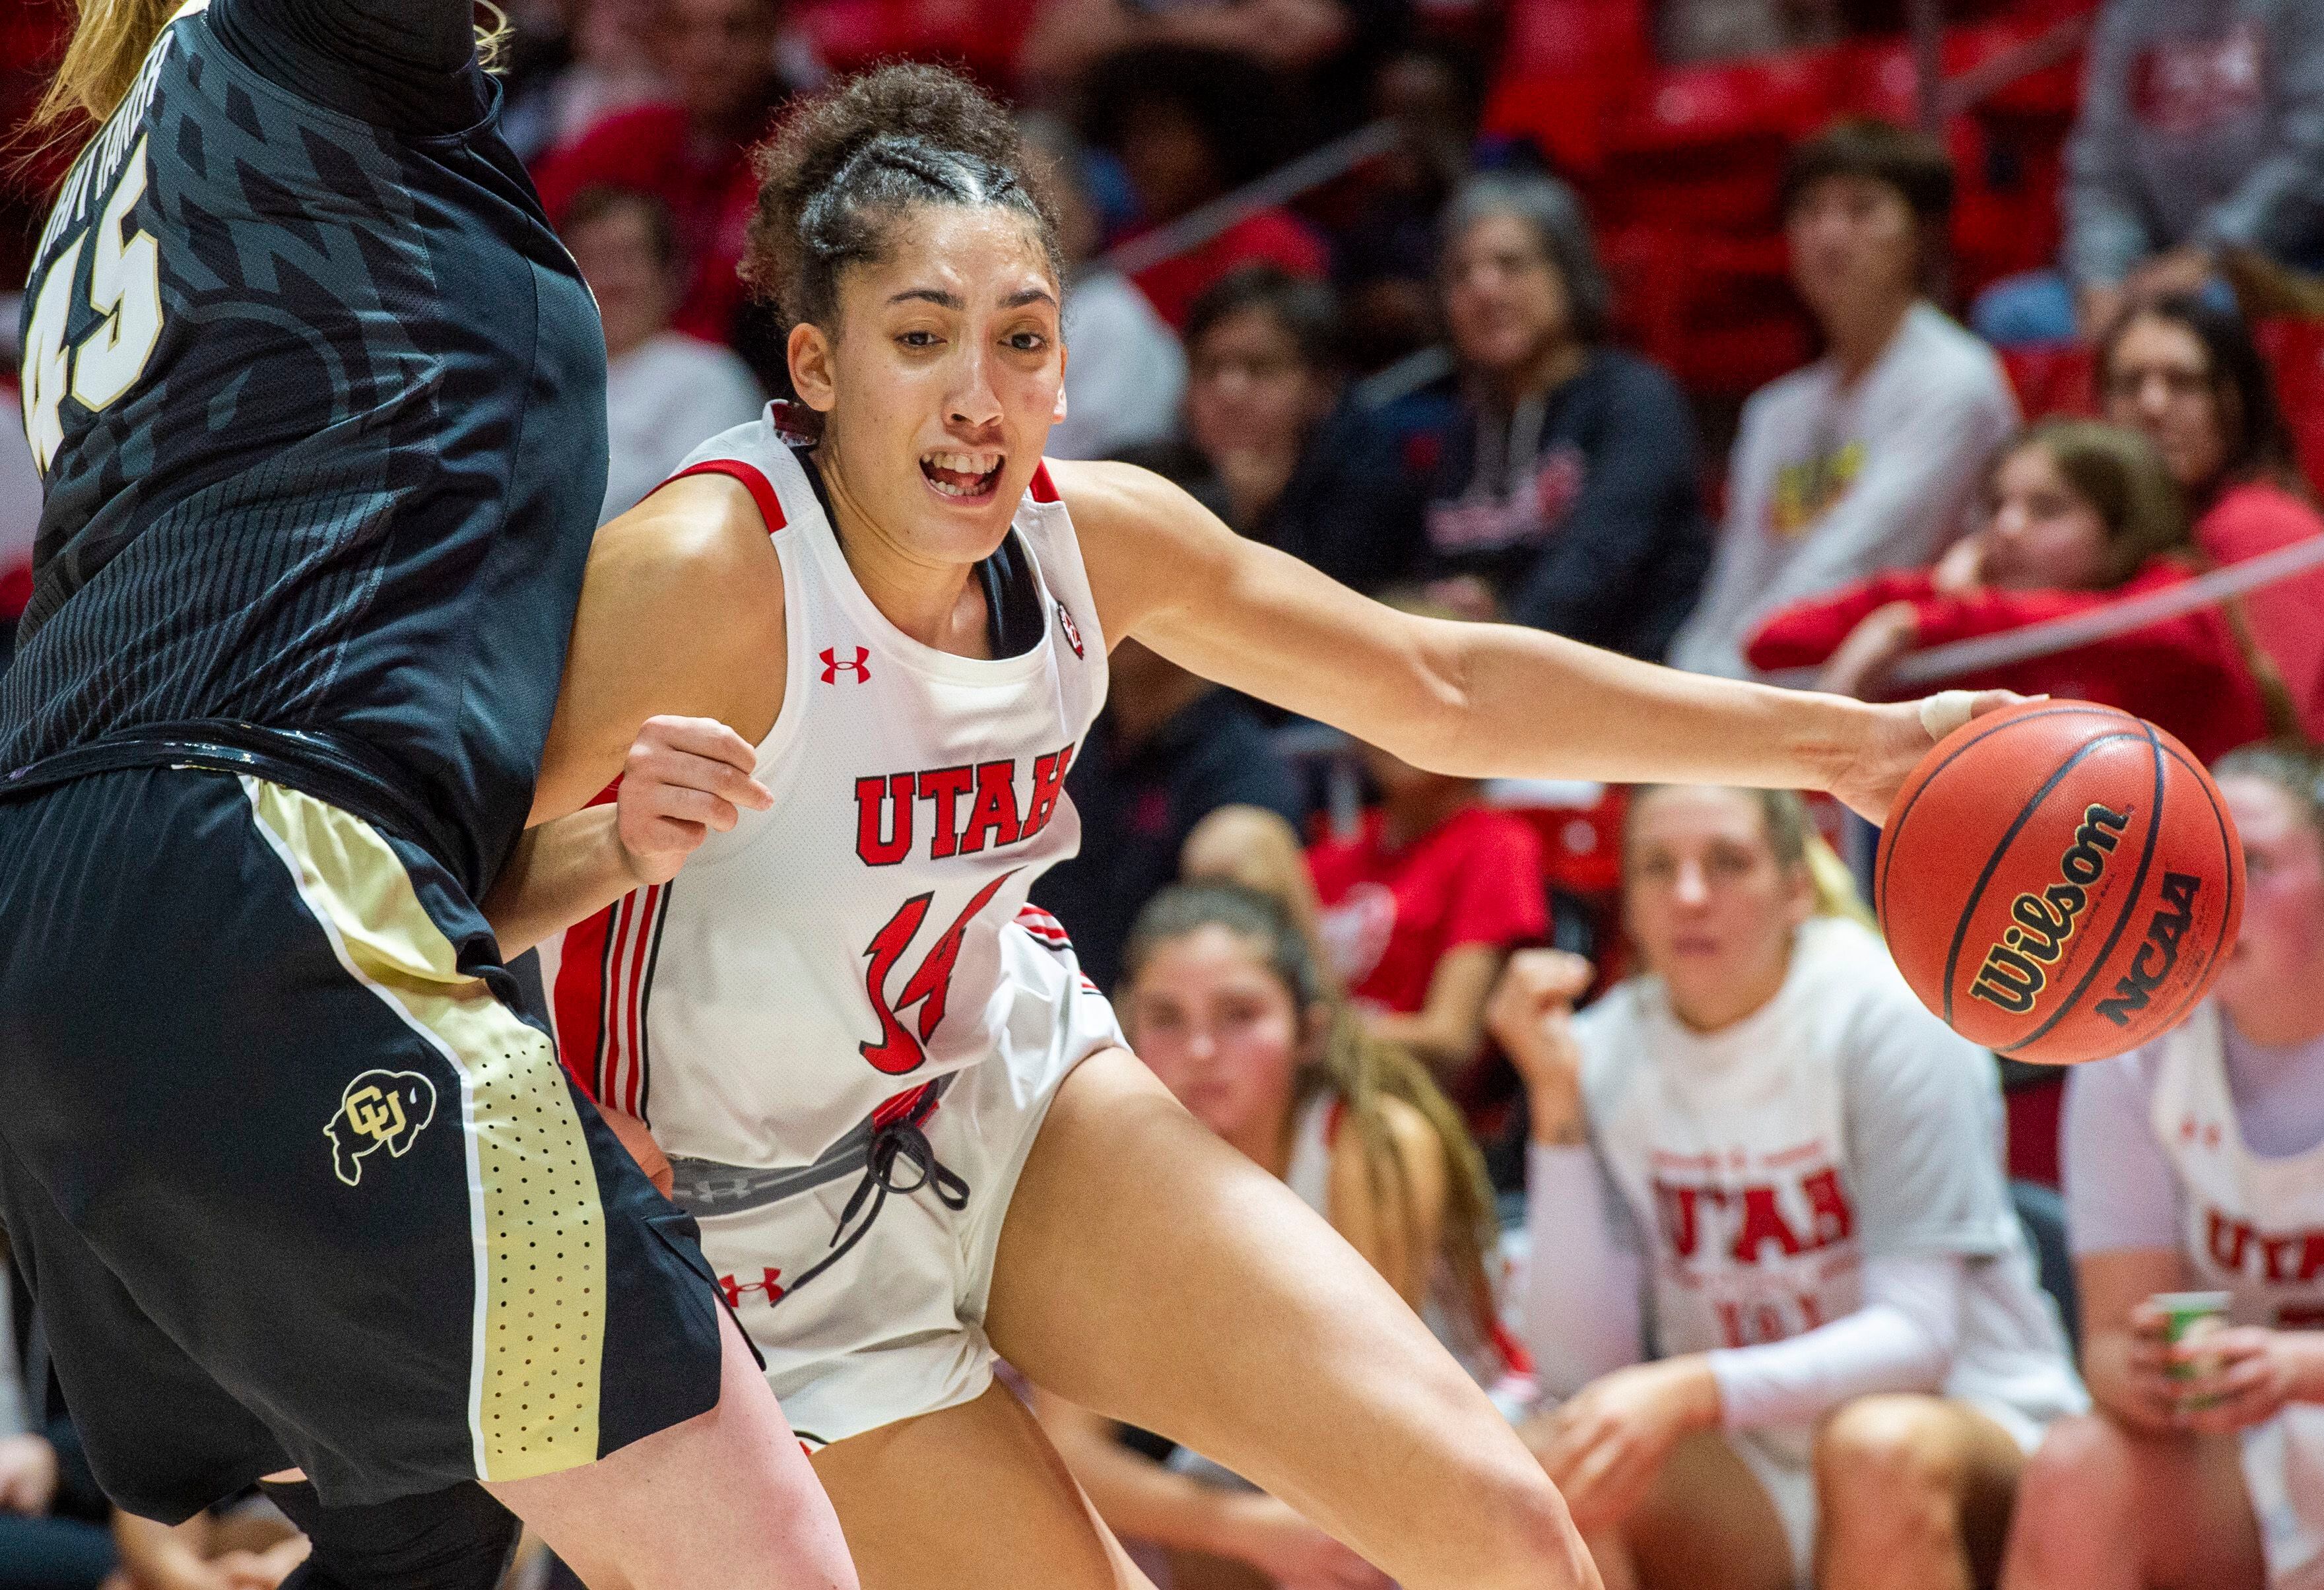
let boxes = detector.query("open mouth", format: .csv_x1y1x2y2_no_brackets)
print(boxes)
920,450,1003,502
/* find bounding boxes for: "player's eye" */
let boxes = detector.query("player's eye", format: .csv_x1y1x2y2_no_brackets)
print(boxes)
897,330,941,350
1005,331,1047,352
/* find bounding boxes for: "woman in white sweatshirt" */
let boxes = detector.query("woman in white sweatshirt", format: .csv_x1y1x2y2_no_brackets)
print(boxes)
1486,784,2083,1590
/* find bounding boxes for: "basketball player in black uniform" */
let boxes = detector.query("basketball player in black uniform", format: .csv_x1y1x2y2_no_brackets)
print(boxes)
0,4,852,1587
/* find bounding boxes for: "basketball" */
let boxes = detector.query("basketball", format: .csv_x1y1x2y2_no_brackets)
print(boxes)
1877,701,2244,1066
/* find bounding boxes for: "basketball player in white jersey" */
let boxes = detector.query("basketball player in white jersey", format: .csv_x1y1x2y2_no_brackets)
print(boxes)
1488,787,2082,1590
479,64,2008,1589
2003,743,2324,1590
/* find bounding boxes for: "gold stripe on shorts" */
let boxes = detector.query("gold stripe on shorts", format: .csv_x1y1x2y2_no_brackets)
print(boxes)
242,777,606,1482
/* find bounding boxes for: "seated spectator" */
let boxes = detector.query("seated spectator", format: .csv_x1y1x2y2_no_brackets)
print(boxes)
1306,729,1547,1090
496,0,668,164
1020,0,1351,105
1425,171,1712,660
1081,46,1331,329
1974,0,2324,347
1332,44,1484,373
1036,881,1519,1588
1022,119,1186,463
2102,295,2324,735
1149,266,1422,592
1747,420,2288,764
533,0,813,354
1489,786,2084,1590
1030,639,1304,993
2003,742,2324,1590
1670,121,2020,680
564,187,766,523
0,1257,114,1590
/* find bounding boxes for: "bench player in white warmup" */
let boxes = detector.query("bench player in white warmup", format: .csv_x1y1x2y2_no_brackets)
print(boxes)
483,64,2007,1590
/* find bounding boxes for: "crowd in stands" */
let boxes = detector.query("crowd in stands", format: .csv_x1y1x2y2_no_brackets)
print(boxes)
7,0,2324,1586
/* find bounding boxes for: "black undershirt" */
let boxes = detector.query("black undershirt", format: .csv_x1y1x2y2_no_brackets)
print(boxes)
795,447,1046,661
211,0,487,133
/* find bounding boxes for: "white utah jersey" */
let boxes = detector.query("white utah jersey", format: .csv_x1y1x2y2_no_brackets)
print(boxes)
2153,1003,2324,1330
1577,918,2082,1461
542,415,1112,1172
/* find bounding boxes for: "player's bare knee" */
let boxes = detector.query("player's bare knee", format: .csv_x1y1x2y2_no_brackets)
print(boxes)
1814,1397,1964,1535
1455,1452,1590,1587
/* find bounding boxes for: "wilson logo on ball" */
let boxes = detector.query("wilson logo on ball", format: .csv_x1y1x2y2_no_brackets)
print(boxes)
1968,802,2128,1014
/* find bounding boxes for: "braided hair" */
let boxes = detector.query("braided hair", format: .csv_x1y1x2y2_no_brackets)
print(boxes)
742,64,1064,337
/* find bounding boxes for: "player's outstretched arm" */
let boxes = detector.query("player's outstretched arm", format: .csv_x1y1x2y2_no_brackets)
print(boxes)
1057,460,2004,822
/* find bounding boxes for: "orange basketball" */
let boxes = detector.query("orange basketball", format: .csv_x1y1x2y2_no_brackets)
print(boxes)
1876,701,2244,1066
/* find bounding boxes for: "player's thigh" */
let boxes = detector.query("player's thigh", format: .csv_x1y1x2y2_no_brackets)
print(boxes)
484,1308,852,1590
807,1382,1153,1590
982,1047,1573,1583
1620,1431,1795,1590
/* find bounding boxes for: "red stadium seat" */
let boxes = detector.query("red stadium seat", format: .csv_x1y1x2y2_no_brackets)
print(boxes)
2001,343,2099,420
2257,319,2324,492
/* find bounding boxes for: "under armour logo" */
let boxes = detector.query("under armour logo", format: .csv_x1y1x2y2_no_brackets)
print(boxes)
820,646,871,684
325,1070,438,1186
718,1267,786,1308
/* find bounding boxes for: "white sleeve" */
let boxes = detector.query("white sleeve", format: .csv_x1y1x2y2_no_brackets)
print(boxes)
1708,1251,1964,1431
1523,1143,1647,1397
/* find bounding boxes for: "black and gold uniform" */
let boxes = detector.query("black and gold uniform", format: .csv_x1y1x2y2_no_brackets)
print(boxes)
0,0,721,1532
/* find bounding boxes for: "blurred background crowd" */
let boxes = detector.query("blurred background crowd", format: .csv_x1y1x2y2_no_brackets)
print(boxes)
4,0,2324,1585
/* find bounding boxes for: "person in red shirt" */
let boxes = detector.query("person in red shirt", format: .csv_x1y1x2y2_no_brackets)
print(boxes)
2099,294,2324,738
1082,44,1331,327
532,0,808,351
1306,724,1549,1088
1746,419,2293,765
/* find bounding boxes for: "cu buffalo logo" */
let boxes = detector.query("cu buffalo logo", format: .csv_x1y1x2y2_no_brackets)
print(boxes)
326,1071,438,1187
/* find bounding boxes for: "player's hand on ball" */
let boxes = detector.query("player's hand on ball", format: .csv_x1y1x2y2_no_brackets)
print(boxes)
616,715,774,884
1827,690,2025,825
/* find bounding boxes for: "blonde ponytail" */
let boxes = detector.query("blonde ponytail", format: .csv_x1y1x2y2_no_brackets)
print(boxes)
32,0,179,139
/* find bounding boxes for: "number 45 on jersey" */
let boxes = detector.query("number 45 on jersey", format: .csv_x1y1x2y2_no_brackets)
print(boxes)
23,135,164,473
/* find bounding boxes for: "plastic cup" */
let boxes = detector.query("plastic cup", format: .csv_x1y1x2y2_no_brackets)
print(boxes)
2154,1290,2232,1407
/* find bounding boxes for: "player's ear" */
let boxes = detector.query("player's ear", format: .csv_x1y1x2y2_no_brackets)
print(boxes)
1051,343,1070,424
788,322,838,413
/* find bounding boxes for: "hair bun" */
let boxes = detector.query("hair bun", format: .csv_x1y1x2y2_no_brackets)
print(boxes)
743,65,1058,331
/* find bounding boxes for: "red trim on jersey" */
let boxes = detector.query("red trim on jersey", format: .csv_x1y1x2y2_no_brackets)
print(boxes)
871,1080,940,1130
660,459,787,537
551,779,670,1119
1015,903,1072,948
1028,461,1059,503
551,782,622,1102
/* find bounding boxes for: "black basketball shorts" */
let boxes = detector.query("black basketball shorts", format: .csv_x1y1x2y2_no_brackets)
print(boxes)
0,768,724,1522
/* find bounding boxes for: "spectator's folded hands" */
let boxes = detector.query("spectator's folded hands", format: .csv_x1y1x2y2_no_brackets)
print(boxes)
2170,1326,2324,1435
1525,1358,1719,1534
1815,600,1920,700
0,1432,57,1515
